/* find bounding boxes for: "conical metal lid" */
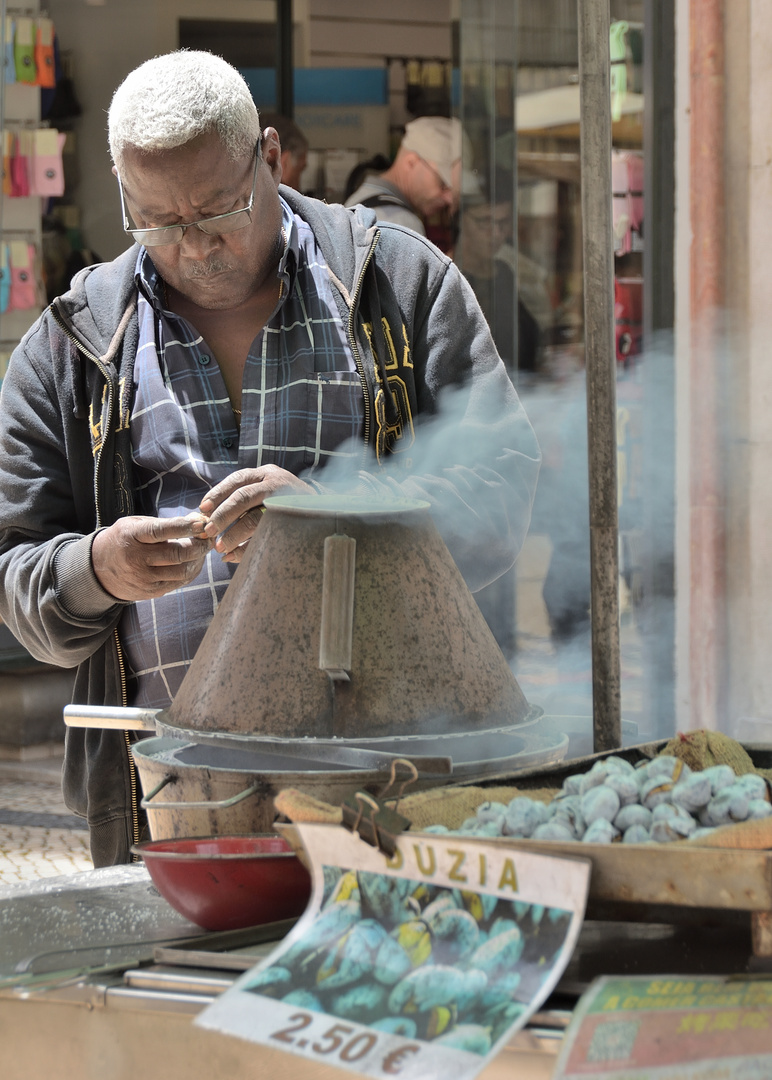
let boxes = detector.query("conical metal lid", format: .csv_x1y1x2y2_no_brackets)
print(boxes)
164,494,531,741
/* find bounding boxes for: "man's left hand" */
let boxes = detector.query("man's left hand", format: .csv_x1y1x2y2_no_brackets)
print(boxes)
199,465,312,562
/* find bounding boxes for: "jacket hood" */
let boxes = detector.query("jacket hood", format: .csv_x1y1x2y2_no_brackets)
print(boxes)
53,246,140,362
279,186,379,303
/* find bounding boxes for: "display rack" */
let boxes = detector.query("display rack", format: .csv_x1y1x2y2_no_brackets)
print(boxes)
0,3,45,375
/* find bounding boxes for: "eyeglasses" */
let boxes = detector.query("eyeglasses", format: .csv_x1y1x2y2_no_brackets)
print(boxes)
117,138,262,248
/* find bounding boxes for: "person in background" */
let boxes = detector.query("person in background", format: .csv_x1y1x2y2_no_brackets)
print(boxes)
342,153,391,205
259,111,309,191
452,171,542,380
0,52,540,868
344,116,465,237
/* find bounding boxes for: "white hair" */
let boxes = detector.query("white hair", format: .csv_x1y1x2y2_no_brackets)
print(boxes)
108,50,261,172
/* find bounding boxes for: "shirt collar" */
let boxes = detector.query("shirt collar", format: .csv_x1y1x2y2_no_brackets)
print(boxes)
276,194,299,296
135,248,166,313
134,195,300,316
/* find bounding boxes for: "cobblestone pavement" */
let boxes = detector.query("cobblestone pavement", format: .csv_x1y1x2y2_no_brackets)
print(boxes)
0,759,93,885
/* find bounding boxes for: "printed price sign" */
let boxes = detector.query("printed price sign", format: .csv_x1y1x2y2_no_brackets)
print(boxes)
196,823,591,1080
552,974,772,1080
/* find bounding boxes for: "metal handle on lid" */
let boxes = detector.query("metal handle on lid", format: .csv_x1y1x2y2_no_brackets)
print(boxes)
318,533,356,681
63,704,160,730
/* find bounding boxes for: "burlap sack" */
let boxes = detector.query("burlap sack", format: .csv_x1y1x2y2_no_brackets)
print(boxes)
658,729,766,778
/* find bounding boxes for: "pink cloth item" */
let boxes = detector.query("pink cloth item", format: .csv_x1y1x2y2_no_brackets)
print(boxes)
629,193,644,233
611,151,644,250
8,241,37,310
611,152,629,195
626,152,644,232
626,152,644,194
10,133,29,197
30,129,65,197
613,193,632,255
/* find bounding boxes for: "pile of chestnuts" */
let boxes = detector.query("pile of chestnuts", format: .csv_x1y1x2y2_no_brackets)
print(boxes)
431,755,772,845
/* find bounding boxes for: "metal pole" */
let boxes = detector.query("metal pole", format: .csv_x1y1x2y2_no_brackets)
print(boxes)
578,0,622,752
277,0,294,117
642,0,676,739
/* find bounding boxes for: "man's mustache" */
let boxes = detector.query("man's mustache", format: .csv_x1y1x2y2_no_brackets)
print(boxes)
185,259,234,277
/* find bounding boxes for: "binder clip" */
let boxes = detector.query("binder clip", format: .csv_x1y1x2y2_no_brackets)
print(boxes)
340,758,418,856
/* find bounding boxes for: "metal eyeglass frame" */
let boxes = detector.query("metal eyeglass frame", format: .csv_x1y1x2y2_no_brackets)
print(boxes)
117,137,262,248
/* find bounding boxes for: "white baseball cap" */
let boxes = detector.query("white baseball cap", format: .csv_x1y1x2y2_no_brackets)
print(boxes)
401,116,467,187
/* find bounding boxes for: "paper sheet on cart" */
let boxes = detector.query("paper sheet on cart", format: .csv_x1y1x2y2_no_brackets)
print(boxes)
552,974,772,1080
196,823,591,1080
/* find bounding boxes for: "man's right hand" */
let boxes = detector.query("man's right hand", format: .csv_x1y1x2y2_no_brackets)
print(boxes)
91,516,215,602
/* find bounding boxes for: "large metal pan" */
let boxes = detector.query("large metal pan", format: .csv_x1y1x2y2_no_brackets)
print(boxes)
131,735,398,840
65,705,454,775
130,721,569,841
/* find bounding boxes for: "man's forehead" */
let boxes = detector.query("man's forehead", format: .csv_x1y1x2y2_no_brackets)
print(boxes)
120,154,247,221
121,137,238,189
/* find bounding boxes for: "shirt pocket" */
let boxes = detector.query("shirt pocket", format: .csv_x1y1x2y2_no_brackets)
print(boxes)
303,371,366,471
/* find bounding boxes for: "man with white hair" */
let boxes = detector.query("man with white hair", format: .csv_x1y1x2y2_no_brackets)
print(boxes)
345,115,466,235
0,52,539,866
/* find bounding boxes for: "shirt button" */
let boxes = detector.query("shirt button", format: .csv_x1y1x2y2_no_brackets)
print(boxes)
222,438,234,449
199,354,211,365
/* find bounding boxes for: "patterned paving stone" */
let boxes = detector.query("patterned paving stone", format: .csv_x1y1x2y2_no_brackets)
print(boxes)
0,776,93,884
0,778,70,815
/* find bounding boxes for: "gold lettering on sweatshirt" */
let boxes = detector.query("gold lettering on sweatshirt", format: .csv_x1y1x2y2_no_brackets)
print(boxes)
88,386,108,454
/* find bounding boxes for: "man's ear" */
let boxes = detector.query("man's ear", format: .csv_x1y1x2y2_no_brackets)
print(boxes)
261,127,283,184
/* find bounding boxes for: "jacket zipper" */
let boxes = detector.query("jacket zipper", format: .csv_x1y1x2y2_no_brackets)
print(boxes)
116,634,140,851
346,231,379,467
50,301,140,854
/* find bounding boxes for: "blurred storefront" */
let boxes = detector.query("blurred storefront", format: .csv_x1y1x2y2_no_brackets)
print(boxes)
3,0,770,755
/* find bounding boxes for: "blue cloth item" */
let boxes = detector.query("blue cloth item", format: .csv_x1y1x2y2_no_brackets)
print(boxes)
0,245,10,312
4,18,14,85
3,17,14,85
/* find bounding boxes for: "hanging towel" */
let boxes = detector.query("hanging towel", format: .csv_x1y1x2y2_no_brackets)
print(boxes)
0,245,10,313
8,241,38,310
10,132,30,197
626,152,644,233
2,131,12,197
34,18,56,89
13,16,36,85
4,17,15,85
609,21,629,123
30,128,65,197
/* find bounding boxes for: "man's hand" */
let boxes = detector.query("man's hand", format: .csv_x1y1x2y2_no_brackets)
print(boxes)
91,516,215,601
199,465,312,563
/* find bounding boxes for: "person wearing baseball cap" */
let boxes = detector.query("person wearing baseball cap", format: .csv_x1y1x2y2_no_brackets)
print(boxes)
344,116,467,236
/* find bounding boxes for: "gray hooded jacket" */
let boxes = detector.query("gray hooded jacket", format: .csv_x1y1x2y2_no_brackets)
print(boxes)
0,189,540,866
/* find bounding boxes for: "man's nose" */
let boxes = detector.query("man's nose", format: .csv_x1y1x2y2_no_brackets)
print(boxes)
179,224,221,256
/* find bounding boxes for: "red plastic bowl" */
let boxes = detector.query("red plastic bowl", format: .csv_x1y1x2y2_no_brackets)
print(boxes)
132,834,312,931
